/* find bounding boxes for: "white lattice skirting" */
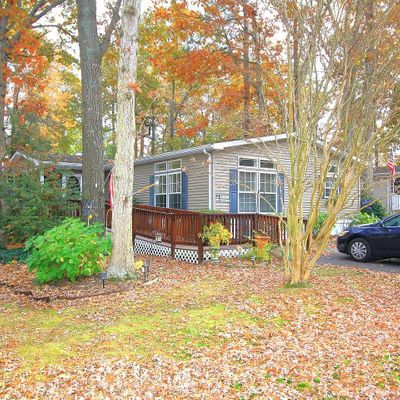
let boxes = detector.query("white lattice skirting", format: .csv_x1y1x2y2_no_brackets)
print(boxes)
134,237,251,264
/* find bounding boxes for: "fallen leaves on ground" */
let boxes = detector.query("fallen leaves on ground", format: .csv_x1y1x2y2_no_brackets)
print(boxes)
0,258,399,399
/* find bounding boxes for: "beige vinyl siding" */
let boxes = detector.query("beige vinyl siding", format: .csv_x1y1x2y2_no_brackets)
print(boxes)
132,153,210,209
133,162,154,204
211,141,360,217
184,153,210,210
373,175,391,211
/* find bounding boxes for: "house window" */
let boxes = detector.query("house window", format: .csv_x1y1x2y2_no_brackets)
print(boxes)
260,160,275,169
259,173,277,212
155,174,167,207
324,176,334,198
168,172,182,209
324,165,338,199
168,159,181,170
155,162,167,173
239,157,257,168
238,171,257,213
154,160,182,209
67,176,81,194
238,170,277,214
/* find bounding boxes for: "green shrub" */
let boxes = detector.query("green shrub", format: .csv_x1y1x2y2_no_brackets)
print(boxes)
313,212,328,236
0,162,80,243
0,248,28,264
350,212,380,227
25,218,111,284
360,195,387,220
240,243,273,263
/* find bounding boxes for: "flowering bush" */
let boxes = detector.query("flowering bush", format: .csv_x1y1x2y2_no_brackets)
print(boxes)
360,195,387,220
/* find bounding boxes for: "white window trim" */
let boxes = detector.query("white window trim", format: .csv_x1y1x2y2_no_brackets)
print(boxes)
155,159,182,173
155,161,167,173
168,159,182,171
238,156,258,169
237,156,276,170
259,158,276,170
238,169,277,214
154,160,183,208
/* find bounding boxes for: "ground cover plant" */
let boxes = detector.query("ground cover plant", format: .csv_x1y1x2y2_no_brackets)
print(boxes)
0,258,399,399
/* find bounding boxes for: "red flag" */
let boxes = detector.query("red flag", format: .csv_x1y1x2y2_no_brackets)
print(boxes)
387,159,396,182
109,171,114,208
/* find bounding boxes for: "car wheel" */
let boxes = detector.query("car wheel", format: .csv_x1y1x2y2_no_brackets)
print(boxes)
348,238,372,262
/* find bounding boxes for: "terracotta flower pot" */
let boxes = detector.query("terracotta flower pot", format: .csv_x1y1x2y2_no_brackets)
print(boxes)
254,235,270,250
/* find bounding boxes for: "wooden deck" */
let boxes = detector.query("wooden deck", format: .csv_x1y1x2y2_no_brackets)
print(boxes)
72,202,287,263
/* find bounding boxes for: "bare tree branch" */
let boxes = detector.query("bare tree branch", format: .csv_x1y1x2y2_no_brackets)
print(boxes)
99,0,123,58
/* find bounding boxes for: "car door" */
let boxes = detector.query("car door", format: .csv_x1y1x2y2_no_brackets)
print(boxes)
380,215,400,257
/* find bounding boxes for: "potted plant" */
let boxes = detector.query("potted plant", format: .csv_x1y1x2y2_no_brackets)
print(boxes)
200,222,232,264
253,230,271,250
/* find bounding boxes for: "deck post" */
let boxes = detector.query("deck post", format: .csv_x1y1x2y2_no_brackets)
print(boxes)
197,214,204,263
170,214,176,259
252,214,257,242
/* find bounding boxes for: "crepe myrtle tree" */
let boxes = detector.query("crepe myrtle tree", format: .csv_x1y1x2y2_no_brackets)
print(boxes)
263,0,400,284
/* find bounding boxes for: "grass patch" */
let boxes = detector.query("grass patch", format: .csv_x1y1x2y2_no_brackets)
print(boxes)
315,267,364,277
247,295,264,304
335,296,355,304
104,303,260,359
0,291,261,370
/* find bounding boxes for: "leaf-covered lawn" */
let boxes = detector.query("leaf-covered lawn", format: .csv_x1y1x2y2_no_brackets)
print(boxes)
0,259,399,399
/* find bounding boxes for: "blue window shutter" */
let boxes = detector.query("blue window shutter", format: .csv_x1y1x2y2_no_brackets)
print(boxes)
149,175,155,206
229,169,238,213
277,173,285,213
182,171,188,209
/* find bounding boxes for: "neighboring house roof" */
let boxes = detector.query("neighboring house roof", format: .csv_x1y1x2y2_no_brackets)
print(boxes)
9,151,114,171
134,134,288,165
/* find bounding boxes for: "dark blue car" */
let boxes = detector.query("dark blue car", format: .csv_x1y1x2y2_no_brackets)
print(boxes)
337,214,400,262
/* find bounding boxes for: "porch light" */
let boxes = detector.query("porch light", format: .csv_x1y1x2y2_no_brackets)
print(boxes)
155,232,163,243
100,271,108,288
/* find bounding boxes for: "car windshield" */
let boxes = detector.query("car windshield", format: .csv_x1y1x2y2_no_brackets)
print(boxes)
383,215,400,227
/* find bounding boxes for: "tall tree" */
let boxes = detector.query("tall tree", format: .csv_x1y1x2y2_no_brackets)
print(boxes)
0,0,66,157
76,0,121,223
108,0,141,278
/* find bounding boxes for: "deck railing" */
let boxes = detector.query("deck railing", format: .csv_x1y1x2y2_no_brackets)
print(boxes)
70,202,292,262
103,203,286,263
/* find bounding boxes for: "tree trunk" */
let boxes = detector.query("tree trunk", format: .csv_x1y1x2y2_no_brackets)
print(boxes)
77,0,105,224
169,80,175,146
242,9,251,136
108,0,141,278
0,16,8,158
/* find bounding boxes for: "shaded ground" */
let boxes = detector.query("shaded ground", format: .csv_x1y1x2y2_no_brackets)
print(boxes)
0,259,399,399
319,249,400,274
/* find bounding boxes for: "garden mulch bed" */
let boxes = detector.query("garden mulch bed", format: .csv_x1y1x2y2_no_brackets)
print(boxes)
0,260,159,302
